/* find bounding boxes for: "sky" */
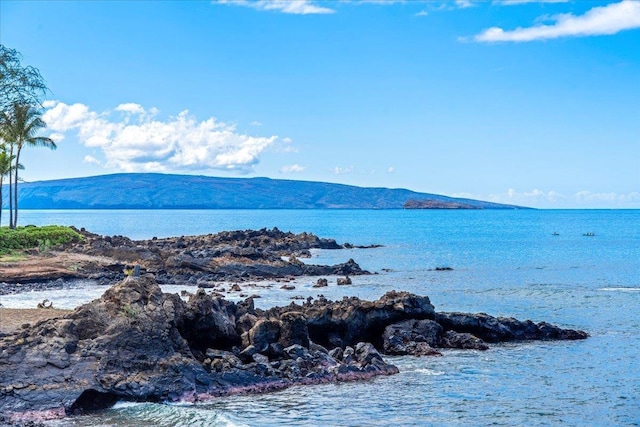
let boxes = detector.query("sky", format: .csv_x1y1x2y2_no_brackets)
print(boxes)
1,0,639,208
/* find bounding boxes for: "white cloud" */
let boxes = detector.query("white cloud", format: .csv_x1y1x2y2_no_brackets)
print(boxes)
83,155,102,166
496,0,568,5
43,101,277,173
455,0,474,9
48,132,65,142
575,190,640,204
115,103,146,114
387,166,395,173
445,187,640,208
474,188,640,208
332,166,353,175
415,9,428,16
251,120,262,126
474,1,640,42
280,164,305,173
485,188,567,206
42,102,92,131
275,136,298,153
350,0,406,4
216,0,335,14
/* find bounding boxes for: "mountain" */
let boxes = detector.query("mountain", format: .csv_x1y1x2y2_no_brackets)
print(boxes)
4,173,525,210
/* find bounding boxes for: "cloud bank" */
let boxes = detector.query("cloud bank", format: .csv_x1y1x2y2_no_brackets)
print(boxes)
474,1,640,42
468,188,640,208
42,101,278,173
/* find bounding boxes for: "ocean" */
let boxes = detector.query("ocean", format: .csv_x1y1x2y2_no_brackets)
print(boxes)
2,209,639,426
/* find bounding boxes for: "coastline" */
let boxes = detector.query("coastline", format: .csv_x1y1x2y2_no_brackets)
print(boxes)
0,224,609,424
0,227,371,295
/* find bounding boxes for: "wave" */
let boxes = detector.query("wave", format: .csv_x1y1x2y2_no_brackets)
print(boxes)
414,368,445,376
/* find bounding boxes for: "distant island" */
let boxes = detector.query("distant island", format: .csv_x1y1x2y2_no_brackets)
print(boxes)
4,173,525,210
403,199,480,209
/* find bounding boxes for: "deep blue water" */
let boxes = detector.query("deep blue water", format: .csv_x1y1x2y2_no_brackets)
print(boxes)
5,209,640,426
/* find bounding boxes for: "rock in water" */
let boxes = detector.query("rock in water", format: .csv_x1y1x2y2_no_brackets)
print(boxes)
435,312,589,343
0,276,398,422
0,276,588,423
382,319,443,356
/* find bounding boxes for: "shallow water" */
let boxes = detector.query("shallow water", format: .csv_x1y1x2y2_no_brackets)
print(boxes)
5,209,640,426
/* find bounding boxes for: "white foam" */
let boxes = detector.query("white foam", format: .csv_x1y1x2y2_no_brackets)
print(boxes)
112,401,144,409
415,368,445,376
600,287,640,292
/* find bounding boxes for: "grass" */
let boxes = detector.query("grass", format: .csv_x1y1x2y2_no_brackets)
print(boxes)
0,225,84,255
0,252,29,262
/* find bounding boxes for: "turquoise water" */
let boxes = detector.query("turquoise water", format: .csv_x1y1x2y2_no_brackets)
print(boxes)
7,209,640,426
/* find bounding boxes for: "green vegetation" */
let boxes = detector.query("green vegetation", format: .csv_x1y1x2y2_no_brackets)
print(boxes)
0,225,83,255
121,304,139,319
1,44,52,228
1,103,56,227
0,251,28,262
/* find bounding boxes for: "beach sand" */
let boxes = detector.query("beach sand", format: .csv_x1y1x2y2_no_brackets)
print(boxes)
0,308,71,335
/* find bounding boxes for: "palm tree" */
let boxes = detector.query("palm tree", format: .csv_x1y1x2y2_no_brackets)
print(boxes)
0,148,21,227
0,147,11,227
1,103,56,228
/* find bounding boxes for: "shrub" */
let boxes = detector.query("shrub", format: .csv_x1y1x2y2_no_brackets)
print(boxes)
0,225,84,255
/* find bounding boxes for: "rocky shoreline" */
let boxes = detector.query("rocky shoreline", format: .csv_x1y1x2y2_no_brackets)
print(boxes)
0,229,589,424
1,228,375,295
0,273,588,423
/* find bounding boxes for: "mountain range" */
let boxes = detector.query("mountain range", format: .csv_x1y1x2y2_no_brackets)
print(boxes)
3,173,524,210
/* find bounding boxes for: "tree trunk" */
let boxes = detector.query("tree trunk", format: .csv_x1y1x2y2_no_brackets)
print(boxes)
0,178,3,228
7,142,16,229
8,156,13,229
12,148,21,229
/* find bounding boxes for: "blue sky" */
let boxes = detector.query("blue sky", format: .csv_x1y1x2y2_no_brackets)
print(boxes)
2,0,639,208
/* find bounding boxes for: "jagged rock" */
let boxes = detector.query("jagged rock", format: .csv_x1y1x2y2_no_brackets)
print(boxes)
440,331,489,350
299,291,437,349
238,345,258,363
236,313,258,337
337,276,352,286
179,289,240,354
355,342,383,365
0,275,202,420
55,228,370,287
248,320,281,353
382,319,443,356
0,276,587,423
328,347,343,361
314,278,328,288
252,353,270,365
435,312,589,343
279,312,309,348
2,229,377,291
